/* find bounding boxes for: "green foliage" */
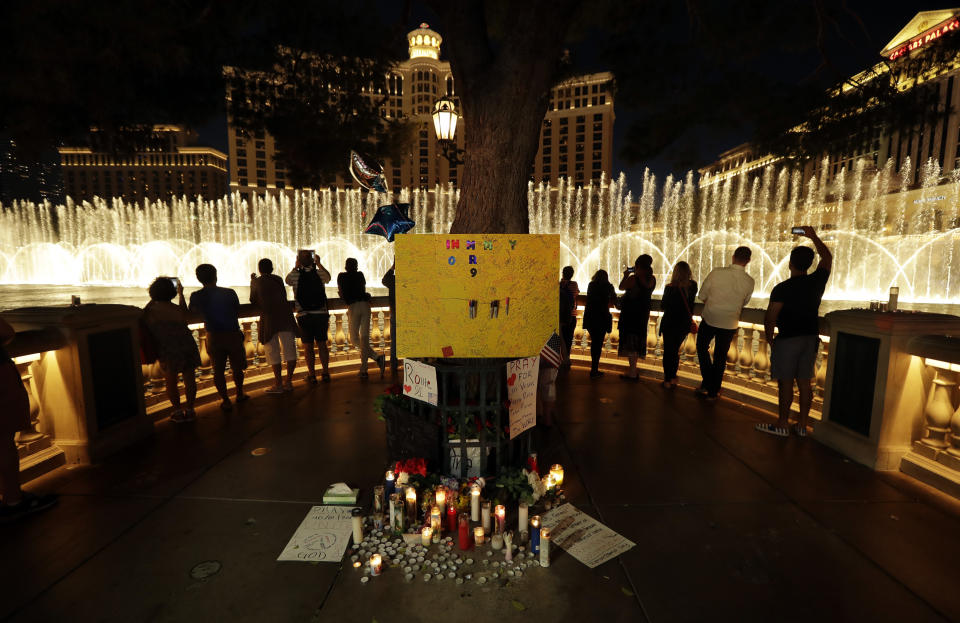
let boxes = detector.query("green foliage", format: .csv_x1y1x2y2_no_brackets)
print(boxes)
493,465,533,505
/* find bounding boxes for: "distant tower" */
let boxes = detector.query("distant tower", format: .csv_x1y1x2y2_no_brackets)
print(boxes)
407,23,442,60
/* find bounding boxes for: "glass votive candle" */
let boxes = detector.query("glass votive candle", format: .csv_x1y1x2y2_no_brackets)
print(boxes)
421,526,433,547
549,464,564,487
369,553,382,576
474,526,485,545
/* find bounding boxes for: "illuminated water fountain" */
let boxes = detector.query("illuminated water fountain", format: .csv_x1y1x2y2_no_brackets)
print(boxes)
2,156,959,304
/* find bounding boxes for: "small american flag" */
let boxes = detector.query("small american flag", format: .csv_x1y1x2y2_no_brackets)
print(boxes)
539,331,564,368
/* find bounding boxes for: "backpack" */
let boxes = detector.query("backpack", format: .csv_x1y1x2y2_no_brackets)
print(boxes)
295,268,328,311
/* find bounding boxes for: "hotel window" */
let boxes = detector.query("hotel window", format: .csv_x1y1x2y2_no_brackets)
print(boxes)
543,156,551,165
256,160,266,169
255,150,265,159
593,160,602,170
599,95,605,104
592,84,599,93
560,126,568,135
238,159,247,168
543,147,552,156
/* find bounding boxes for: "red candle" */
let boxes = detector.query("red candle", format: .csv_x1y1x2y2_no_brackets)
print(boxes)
446,503,457,533
458,513,471,550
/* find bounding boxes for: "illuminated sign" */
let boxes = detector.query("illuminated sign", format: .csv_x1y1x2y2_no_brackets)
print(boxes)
888,18,959,60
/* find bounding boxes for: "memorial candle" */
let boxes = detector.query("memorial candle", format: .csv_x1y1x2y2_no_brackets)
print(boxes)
539,528,551,568
494,505,506,535
530,515,541,554
430,506,442,542
481,501,491,534
474,526,485,545
458,513,471,550
446,504,457,533
421,526,433,547
549,464,564,489
369,553,383,576
491,533,503,550
518,502,528,533
384,471,396,498
435,489,446,515
388,493,398,532
470,484,481,521
351,508,363,545
373,485,385,513
405,487,417,524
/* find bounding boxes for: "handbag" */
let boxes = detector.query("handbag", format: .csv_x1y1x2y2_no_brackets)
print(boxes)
679,286,698,334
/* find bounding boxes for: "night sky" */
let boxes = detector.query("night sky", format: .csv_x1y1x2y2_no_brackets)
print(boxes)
197,1,925,187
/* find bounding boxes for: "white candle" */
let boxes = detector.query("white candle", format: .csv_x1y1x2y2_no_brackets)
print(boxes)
351,510,363,545
549,464,564,488
470,485,480,522
435,489,446,515
405,487,417,523
540,528,550,567
388,494,397,532
369,553,382,576
518,502,528,533
481,501,491,534
473,526,485,545
430,506,441,542
421,526,433,547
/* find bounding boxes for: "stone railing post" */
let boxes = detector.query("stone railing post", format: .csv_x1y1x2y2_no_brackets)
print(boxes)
920,367,955,449
646,315,658,358
753,327,770,381
738,325,754,378
815,338,830,396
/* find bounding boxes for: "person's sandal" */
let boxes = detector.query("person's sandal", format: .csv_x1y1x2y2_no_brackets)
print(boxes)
321,373,331,383
755,423,789,437
792,424,808,437
307,375,319,386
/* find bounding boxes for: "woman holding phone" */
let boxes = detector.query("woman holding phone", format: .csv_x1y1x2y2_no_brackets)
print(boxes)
142,277,201,422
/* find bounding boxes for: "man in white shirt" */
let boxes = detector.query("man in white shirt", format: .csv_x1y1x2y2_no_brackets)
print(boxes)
696,246,755,399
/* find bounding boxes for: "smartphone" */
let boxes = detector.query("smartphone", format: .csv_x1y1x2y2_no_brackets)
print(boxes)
791,227,806,235
163,276,180,289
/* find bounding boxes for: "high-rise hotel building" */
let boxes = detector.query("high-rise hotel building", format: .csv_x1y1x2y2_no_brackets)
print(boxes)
226,24,615,197
58,125,228,203
700,9,960,194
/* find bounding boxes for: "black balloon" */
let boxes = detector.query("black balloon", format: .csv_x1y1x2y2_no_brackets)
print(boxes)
363,203,415,242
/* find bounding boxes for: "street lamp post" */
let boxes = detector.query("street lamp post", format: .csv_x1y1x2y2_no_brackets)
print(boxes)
432,97,465,166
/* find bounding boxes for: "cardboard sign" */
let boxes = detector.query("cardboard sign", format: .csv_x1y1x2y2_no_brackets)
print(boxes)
541,503,636,569
403,359,438,405
277,506,356,562
507,355,540,440
395,234,559,358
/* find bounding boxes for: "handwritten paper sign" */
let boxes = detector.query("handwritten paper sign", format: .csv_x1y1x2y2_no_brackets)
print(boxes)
403,359,438,405
507,355,540,440
541,503,636,568
277,506,356,562
395,234,559,358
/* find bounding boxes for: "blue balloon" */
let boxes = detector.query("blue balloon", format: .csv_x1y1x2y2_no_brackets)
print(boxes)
363,203,415,242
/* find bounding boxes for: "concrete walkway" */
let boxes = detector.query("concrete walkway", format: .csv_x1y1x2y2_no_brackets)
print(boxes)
3,367,960,622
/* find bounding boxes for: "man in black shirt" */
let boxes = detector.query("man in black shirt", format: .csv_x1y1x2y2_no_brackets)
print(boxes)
758,226,832,438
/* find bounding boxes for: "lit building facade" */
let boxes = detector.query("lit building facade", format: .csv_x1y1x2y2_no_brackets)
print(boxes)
700,9,960,195
58,125,228,203
227,24,615,197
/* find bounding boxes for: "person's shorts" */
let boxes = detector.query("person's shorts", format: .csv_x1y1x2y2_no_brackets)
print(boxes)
297,313,330,344
770,335,820,380
207,330,248,371
263,330,297,365
0,361,31,434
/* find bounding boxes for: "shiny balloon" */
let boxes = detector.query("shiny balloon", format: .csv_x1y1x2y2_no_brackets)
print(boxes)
363,203,415,242
349,150,388,192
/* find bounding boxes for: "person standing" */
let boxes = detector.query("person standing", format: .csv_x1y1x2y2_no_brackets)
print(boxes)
696,246,755,400
286,250,332,384
189,264,248,411
142,277,201,421
251,258,299,394
618,255,656,381
757,227,832,437
659,261,698,389
381,261,399,376
338,258,385,378
0,317,57,522
559,266,579,367
582,270,617,378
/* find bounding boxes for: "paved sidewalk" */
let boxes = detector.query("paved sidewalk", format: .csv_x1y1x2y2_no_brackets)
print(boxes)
2,368,960,622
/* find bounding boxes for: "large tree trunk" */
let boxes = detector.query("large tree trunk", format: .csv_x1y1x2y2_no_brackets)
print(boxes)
432,0,581,234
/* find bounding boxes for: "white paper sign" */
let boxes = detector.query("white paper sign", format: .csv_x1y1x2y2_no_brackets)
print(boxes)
403,359,438,405
507,355,540,439
277,506,356,562
541,503,636,568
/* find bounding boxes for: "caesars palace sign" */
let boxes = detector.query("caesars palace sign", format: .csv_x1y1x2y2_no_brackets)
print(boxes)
888,18,960,61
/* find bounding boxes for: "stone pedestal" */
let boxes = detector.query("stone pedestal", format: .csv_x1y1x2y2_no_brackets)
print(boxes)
3,305,153,465
817,310,960,470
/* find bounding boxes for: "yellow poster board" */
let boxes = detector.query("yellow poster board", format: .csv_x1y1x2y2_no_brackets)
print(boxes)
395,234,559,358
